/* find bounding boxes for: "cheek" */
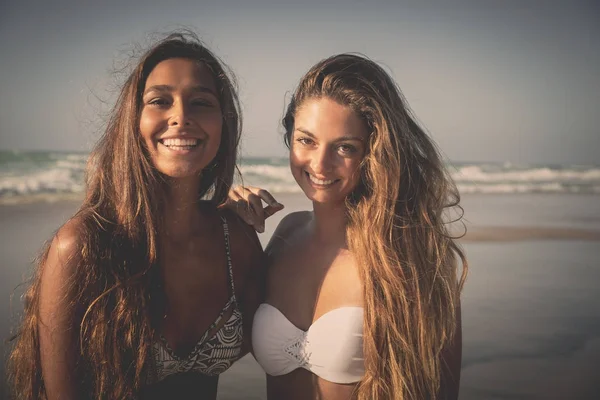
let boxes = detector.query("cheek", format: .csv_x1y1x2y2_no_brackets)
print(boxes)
139,110,159,140
349,157,363,171
289,148,309,184
344,157,364,183
290,148,317,180
209,119,223,156
200,110,224,136
289,146,306,169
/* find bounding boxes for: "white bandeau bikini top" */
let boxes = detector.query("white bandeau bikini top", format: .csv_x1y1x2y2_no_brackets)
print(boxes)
252,303,364,384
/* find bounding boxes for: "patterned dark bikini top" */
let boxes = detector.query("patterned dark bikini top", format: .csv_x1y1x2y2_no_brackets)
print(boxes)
149,217,243,382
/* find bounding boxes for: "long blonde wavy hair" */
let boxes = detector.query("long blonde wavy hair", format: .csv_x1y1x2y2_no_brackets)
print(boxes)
283,54,468,400
8,31,242,399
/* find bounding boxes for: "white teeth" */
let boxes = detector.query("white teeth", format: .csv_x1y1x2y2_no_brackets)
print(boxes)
162,138,199,147
308,174,335,186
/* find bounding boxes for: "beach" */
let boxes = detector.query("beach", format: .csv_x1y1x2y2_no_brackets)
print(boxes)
1,193,599,399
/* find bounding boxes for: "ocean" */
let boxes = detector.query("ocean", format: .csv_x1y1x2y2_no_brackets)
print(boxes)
1,150,600,205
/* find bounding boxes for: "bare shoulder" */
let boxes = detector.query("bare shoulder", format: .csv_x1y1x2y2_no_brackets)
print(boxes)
220,208,263,249
276,211,312,234
38,215,87,319
219,208,264,268
54,214,84,245
266,211,311,255
45,216,86,276
218,209,266,316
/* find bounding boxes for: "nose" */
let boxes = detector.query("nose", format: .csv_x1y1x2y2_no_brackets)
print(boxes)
310,146,333,175
168,100,192,127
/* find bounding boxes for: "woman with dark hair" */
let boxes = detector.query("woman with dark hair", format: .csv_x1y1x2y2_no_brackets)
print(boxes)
8,32,264,399
229,54,468,400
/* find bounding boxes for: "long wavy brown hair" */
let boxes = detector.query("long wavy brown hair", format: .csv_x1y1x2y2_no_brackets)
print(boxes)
8,31,242,399
283,54,468,400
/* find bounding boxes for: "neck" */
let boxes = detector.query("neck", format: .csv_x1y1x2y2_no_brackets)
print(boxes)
161,175,205,239
311,200,348,247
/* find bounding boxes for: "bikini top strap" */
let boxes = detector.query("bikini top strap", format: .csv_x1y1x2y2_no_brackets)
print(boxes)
220,216,236,299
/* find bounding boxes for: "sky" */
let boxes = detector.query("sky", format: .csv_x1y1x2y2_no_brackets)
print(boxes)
0,0,598,164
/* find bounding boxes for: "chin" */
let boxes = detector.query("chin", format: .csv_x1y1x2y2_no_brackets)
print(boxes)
156,164,204,179
164,171,202,179
150,150,218,180
294,179,348,206
302,189,346,205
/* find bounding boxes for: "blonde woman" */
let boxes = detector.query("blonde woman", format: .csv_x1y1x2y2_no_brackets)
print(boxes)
229,54,467,400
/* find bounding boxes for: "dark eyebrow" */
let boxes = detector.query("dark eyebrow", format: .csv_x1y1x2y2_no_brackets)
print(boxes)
295,127,365,142
143,85,217,97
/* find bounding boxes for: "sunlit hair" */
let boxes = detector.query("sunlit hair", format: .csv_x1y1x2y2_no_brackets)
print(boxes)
283,54,468,399
8,31,242,399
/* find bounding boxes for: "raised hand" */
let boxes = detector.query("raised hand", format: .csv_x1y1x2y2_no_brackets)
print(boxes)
224,186,284,233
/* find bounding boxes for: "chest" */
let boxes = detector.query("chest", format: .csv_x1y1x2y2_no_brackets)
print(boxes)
161,238,230,302
158,235,237,355
266,238,362,330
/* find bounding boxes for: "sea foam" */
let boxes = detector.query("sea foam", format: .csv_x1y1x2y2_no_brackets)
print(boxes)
1,151,599,204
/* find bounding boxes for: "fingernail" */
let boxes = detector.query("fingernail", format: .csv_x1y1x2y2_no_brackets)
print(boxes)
259,224,264,233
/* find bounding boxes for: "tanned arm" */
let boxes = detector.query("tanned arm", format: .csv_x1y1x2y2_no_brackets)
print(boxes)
38,219,83,399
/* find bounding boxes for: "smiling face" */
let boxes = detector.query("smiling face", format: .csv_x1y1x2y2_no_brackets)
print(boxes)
290,97,369,205
139,58,223,178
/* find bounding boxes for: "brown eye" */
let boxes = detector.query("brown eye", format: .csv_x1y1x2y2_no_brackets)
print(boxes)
148,98,170,107
191,98,215,108
296,137,315,146
338,144,357,155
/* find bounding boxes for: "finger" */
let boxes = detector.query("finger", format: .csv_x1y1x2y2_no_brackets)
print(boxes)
229,185,244,200
230,186,278,233
229,193,257,227
231,192,265,233
225,186,247,211
246,193,266,227
221,191,240,211
263,203,284,219
248,187,282,209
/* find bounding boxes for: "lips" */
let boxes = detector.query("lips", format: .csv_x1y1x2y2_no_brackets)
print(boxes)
158,137,202,151
305,171,338,187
